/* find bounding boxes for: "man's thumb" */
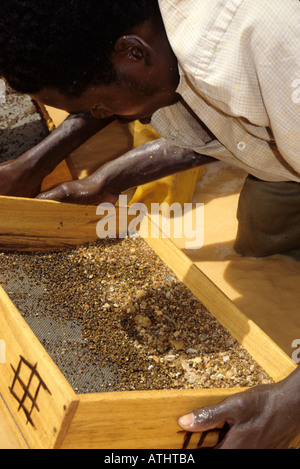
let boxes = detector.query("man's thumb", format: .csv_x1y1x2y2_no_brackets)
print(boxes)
178,405,227,432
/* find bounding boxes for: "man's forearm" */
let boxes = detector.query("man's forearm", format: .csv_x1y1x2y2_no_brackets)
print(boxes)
19,112,114,178
101,138,215,194
36,137,216,205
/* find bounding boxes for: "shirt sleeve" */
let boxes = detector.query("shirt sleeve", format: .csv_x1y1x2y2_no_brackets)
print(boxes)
252,0,300,177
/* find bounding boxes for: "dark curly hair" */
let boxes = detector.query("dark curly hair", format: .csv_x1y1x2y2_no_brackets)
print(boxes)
0,0,160,97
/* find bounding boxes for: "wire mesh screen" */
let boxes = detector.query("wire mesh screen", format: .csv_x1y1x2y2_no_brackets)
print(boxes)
0,238,273,395
0,250,119,393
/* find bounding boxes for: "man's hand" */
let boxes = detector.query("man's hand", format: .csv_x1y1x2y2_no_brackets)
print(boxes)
37,177,119,206
0,158,42,197
178,370,300,449
0,113,114,198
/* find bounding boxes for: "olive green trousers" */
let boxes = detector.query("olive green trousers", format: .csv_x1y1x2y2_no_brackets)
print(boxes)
234,176,300,262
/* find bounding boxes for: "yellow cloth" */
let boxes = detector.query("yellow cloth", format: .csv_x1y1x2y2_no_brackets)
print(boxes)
129,121,202,210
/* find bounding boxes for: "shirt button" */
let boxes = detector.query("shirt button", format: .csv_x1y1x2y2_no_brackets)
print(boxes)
237,141,246,151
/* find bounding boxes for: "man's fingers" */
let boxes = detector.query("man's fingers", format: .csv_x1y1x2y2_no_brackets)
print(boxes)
178,398,237,433
37,186,119,206
36,182,73,202
178,408,225,433
36,190,55,200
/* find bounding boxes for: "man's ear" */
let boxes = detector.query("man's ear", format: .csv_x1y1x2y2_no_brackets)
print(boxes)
113,35,153,65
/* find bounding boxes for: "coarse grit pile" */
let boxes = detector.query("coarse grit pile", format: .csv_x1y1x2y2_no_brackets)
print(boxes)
0,237,273,393
0,86,49,162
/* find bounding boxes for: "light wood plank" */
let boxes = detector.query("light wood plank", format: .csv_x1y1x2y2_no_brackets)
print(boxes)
0,401,25,449
0,196,137,251
0,286,79,449
60,388,243,449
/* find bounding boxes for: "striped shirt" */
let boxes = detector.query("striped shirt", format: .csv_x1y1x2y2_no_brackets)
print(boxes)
151,0,300,182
